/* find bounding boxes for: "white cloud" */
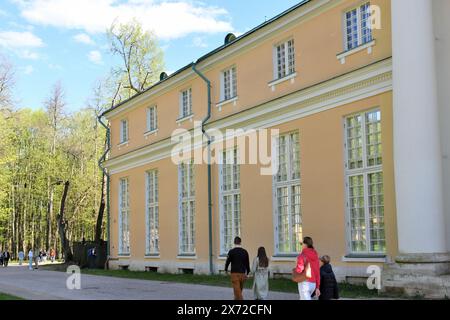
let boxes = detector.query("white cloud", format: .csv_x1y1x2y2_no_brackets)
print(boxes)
12,0,233,40
20,50,39,60
0,9,8,17
48,63,63,71
0,31,44,49
22,65,34,75
73,33,95,45
192,37,208,48
88,50,103,64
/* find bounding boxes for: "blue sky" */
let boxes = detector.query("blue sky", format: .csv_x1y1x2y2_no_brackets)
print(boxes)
0,0,300,112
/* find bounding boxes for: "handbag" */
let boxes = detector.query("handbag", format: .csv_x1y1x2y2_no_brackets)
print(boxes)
291,255,312,283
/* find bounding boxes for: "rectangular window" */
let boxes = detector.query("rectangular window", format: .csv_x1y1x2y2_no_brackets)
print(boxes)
146,170,159,255
220,148,241,254
120,119,128,144
274,132,302,254
180,88,192,119
119,178,130,255
179,160,195,255
147,106,157,132
345,109,385,254
274,39,295,80
222,66,237,101
345,2,373,50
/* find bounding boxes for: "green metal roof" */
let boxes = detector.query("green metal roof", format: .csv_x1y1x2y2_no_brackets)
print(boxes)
101,0,311,117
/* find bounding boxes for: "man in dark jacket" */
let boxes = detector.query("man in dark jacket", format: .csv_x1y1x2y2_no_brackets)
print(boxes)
225,237,250,300
317,255,339,300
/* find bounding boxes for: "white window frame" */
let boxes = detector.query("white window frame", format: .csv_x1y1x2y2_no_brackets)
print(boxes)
272,38,296,80
146,106,158,133
179,88,193,120
272,131,302,256
145,170,159,255
120,119,129,144
219,148,241,255
178,160,196,255
118,177,130,255
220,66,237,102
343,108,385,255
343,2,373,51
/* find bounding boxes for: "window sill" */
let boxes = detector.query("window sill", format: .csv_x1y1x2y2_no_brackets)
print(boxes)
117,141,129,149
118,254,130,258
271,255,297,262
341,254,386,263
144,254,160,259
217,255,228,261
216,96,238,111
177,254,197,260
268,72,297,91
176,114,194,125
337,39,376,64
144,129,158,139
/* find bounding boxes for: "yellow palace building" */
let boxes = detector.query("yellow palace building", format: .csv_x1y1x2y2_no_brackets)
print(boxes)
99,0,450,298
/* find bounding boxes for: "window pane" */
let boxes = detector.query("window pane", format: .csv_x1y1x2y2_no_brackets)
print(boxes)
287,39,295,74
368,172,385,252
348,175,366,252
360,3,373,44
366,110,382,166
119,178,130,254
346,9,359,50
276,43,286,79
346,115,363,169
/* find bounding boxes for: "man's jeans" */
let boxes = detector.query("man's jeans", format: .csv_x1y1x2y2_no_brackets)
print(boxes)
230,273,246,300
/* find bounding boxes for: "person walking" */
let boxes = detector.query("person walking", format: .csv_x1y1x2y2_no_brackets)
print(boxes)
28,249,33,270
33,248,40,269
294,236,320,300
251,247,270,300
50,248,56,263
317,255,339,300
18,250,24,266
2,249,10,267
225,237,250,300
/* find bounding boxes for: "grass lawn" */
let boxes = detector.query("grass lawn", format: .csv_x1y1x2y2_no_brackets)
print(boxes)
0,293,23,300
81,269,380,299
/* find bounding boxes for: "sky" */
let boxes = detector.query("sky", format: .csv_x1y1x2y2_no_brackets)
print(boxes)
0,0,300,112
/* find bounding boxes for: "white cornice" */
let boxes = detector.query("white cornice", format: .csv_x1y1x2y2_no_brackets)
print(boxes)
104,58,392,175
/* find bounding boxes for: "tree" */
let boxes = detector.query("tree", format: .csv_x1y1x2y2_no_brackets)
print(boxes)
0,56,15,113
107,19,165,101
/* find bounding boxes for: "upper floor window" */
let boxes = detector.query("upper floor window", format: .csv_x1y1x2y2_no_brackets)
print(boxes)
120,119,128,144
147,106,157,132
274,39,295,80
345,2,372,51
180,88,192,119
221,66,237,101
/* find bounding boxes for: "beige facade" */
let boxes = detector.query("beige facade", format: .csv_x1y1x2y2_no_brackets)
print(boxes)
102,0,398,281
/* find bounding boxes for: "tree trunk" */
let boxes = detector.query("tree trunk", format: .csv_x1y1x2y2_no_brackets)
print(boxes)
57,181,73,262
46,179,53,251
94,171,106,243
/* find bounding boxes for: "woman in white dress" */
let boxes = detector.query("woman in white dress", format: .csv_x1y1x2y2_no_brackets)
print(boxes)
251,247,269,300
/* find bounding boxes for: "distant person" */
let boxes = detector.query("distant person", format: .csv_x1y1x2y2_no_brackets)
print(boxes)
88,247,97,269
18,251,24,265
294,237,320,300
34,248,40,269
251,247,269,300
50,248,56,263
225,237,250,300
317,255,339,300
2,249,10,267
28,249,33,270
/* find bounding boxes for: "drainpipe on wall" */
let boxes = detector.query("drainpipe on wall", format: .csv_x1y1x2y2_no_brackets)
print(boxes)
98,115,111,269
192,62,214,275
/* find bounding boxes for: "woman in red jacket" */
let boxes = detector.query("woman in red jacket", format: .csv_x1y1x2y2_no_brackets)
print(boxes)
295,237,321,300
